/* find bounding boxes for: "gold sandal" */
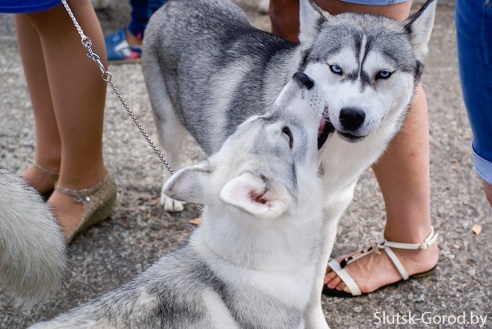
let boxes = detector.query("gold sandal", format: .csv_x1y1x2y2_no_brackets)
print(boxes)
55,173,117,243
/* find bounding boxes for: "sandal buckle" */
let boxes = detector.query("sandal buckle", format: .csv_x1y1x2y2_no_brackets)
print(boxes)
420,242,428,250
373,242,382,254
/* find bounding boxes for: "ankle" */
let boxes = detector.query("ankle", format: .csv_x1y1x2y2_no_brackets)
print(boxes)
125,29,143,46
383,222,434,245
56,166,107,190
24,161,59,194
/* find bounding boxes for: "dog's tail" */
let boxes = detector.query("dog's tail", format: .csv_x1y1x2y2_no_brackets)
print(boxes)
0,168,67,306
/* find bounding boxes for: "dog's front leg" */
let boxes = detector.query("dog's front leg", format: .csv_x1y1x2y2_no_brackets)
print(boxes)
304,304,330,329
304,186,354,329
303,220,338,329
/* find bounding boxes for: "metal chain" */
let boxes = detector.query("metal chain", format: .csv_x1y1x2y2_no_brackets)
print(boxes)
106,80,175,176
61,0,202,211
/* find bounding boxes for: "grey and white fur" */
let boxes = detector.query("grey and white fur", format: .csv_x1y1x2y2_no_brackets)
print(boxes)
29,0,437,326
142,0,436,213
31,73,334,328
0,168,66,307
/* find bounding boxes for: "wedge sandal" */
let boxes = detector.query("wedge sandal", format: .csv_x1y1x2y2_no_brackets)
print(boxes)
55,173,117,243
323,227,439,297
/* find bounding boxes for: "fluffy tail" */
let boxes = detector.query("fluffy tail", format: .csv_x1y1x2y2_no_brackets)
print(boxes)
0,168,67,306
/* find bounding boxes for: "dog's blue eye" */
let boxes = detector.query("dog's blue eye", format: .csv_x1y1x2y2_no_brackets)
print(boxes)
376,70,392,80
329,64,343,76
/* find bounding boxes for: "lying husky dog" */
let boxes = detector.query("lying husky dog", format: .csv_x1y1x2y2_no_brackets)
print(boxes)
31,74,333,328
143,0,437,214
0,168,66,306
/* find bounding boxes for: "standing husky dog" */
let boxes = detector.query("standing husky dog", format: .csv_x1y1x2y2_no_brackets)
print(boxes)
0,168,66,306
143,0,436,213
31,74,333,328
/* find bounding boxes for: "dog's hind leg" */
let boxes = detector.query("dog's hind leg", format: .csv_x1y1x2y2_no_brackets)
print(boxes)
143,37,190,212
155,108,189,212
148,79,188,212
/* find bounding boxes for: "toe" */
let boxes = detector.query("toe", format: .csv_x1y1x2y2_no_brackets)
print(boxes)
323,268,338,285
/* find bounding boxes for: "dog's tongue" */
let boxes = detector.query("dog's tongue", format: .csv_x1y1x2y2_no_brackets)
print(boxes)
318,120,326,137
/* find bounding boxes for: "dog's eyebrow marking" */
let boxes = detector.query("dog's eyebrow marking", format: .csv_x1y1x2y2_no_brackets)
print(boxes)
346,33,372,89
360,34,374,89
357,34,367,80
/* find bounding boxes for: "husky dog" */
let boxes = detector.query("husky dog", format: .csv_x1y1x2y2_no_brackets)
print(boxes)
31,73,333,328
142,0,437,214
0,168,66,306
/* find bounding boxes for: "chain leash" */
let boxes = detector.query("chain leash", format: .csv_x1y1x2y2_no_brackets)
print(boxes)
61,0,202,211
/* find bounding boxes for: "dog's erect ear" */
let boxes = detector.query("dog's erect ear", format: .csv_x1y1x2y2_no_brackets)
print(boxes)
163,161,213,204
403,0,437,62
299,0,328,47
220,172,289,218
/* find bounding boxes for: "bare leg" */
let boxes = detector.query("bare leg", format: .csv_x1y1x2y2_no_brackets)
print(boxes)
16,15,61,194
269,0,438,293
325,86,438,293
18,0,108,237
483,180,492,208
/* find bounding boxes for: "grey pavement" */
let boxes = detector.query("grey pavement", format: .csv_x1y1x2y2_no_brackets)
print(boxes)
1,1,491,328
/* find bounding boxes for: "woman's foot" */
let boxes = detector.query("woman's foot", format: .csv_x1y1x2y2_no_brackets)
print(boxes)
324,233,439,295
48,190,85,239
104,28,142,63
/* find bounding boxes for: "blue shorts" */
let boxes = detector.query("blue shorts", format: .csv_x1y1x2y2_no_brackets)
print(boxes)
0,0,60,13
341,0,408,5
456,0,492,184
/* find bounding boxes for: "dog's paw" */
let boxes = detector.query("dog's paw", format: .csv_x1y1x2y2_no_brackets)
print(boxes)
160,194,185,212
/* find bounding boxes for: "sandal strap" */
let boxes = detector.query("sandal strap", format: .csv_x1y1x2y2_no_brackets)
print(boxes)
327,259,362,296
377,227,439,280
32,160,59,179
379,227,439,251
384,246,409,280
55,175,107,203
331,227,439,291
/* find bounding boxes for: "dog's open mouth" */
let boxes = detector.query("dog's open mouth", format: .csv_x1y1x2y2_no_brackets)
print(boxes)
317,106,334,149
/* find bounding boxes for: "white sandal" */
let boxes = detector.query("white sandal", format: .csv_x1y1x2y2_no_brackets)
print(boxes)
323,227,439,297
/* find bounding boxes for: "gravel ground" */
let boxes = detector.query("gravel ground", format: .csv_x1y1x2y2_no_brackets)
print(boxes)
1,1,491,328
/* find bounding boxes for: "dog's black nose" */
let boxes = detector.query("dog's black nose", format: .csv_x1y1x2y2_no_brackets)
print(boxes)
339,107,366,131
293,72,314,90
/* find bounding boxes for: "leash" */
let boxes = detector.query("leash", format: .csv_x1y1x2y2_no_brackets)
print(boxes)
61,0,202,211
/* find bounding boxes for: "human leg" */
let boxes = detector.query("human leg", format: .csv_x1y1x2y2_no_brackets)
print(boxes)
269,0,437,294
324,85,438,294
23,0,112,238
269,0,412,41
456,0,492,208
16,14,61,195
